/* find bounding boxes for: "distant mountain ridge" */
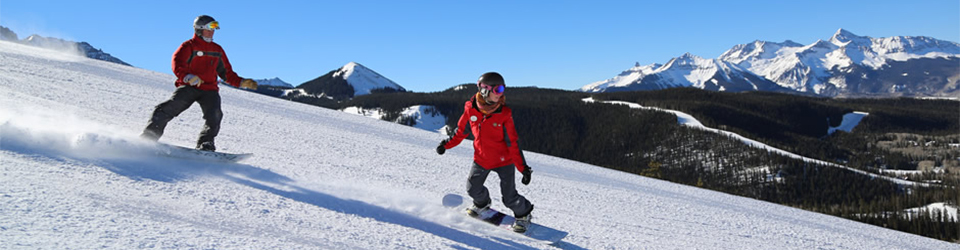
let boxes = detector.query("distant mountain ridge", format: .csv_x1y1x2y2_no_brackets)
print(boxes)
582,29,960,97
252,77,293,88
0,25,130,66
294,62,406,99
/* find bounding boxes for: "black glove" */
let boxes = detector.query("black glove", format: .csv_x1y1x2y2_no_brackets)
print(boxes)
521,165,532,185
436,139,449,155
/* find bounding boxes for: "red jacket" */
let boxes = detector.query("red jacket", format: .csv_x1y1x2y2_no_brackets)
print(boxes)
443,96,527,172
171,35,243,91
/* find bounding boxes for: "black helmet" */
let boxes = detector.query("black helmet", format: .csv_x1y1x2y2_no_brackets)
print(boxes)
193,15,219,35
478,72,505,86
477,72,505,98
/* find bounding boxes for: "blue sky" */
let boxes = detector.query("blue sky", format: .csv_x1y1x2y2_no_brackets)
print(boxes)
3,0,958,92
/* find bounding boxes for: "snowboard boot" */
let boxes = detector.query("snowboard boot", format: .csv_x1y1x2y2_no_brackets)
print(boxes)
140,131,160,142
465,203,490,218
197,141,216,152
140,127,162,142
513,213,532,233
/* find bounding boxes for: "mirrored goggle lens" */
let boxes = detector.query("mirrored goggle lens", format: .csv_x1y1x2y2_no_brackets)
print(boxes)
480,83,505,94
480,83,506,95
197,21,219,30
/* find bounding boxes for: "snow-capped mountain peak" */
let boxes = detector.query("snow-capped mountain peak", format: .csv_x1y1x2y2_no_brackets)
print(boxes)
872,35,960,60
578,63,661,92
585,29,960,97
334,62,405,96
581,51,784,93
719,40,803,64
829,28,871,47
295,62,406,99
805,39,839,52
672,52,705,63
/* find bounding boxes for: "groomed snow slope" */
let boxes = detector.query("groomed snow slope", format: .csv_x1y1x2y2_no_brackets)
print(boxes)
1,40,955,249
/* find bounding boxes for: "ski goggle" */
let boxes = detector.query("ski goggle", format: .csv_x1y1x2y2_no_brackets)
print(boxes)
479,83,505,95
195,21,220,31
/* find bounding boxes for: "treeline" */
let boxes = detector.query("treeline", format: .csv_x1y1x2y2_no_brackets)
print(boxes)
830,98,960,136
341,85,677,169
292,86,958,242
644,126,960,243
597,88,960,170
590,88,959,242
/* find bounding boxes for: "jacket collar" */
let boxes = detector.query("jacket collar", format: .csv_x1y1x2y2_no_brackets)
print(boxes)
471,94,503,115
193,34,213,43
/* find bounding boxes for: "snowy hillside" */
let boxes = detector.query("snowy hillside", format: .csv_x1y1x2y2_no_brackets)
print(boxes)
828,112,870,135
341,105,447,134
583,29,960,96
1,40,956,249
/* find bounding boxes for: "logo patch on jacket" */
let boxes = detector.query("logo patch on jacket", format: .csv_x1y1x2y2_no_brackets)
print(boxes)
470,116,478,122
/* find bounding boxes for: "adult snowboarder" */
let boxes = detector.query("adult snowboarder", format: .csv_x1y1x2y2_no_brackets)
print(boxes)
141,15,258,151
436,72,535,233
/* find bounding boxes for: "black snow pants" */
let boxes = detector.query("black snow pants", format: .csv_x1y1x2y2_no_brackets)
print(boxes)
466,162,534,217
141,85,222,148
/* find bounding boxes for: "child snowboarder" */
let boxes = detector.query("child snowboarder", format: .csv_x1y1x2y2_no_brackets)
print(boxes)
140,15,258,151
436,72,534,233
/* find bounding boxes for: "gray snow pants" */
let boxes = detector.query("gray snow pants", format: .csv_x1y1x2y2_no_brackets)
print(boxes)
141,85,222,148
467,162,534,217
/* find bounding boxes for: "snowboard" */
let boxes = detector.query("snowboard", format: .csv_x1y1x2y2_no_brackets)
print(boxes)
442,193,567,244
154,143,252,163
